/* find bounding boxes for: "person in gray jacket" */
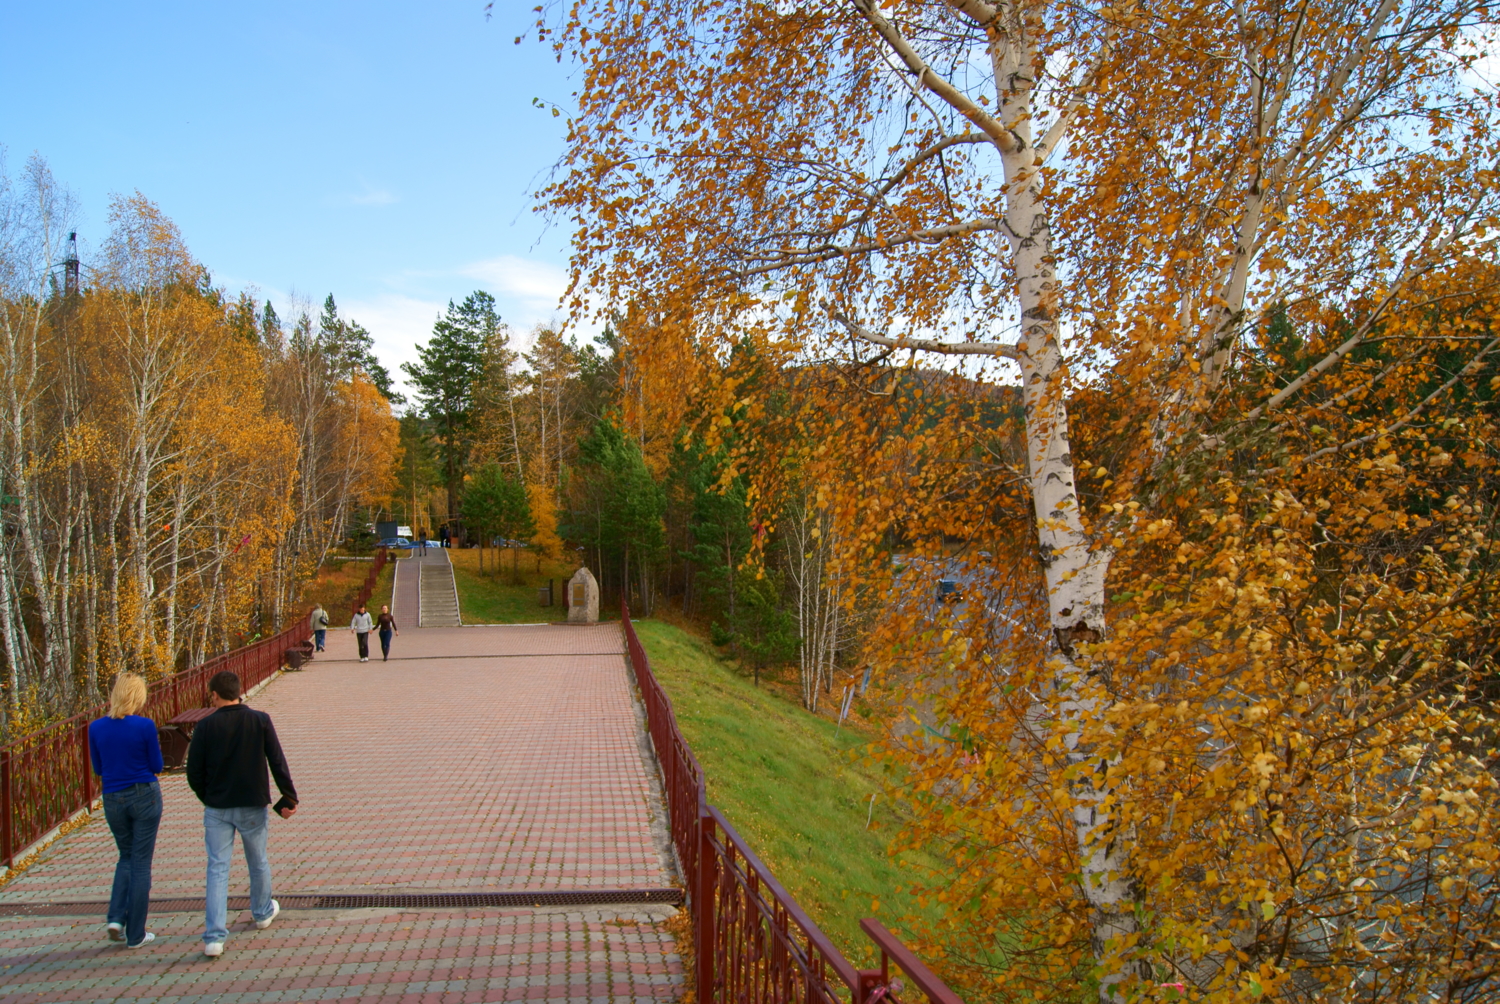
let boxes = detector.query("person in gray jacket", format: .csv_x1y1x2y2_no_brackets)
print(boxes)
309,605,329,652
349,605,373,662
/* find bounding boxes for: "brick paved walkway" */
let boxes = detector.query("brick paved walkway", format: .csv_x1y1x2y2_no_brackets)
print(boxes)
391,552,419,626
0,624,684,1002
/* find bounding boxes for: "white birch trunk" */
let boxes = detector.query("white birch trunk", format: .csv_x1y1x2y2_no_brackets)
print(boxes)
992,27,1133,1000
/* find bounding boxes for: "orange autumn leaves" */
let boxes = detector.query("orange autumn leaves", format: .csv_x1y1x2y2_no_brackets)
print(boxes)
541,0,1500,1000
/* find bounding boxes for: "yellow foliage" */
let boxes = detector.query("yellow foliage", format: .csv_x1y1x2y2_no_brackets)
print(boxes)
528,482,564,562
541,0,1500,998
0,181,387,729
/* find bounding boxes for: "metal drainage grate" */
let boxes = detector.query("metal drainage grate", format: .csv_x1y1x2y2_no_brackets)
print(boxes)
0,888,684,917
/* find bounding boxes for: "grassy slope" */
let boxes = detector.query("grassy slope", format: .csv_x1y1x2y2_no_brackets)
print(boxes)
368,555,397,615
450,548,580,623
634,618,941,964
299,554,399,625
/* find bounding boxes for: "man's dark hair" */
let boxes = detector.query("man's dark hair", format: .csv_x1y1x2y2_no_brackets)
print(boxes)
209,671,242,701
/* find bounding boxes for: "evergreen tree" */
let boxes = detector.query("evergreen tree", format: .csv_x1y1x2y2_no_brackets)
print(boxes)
317,294,401,403
469,317,524,478
394,414,440,534
227,292,260,343
678,444,751,630
260,300,282,344
465,462,532,580
566,418,666,612
730,566,798,685
401,291,499,515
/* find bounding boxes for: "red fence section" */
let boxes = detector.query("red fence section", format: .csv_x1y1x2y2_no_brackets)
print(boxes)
1,549,388,869
619,602,962,1004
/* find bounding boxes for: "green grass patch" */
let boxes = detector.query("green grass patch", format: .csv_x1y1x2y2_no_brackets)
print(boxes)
633,618,943,964
450,548,580,624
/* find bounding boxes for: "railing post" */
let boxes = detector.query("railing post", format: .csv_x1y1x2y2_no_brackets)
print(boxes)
80,720,93,809
1,746,12,868
696,808,716,1004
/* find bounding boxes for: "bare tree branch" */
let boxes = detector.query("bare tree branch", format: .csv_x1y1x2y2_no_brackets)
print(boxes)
733,216,1002,277
830,311,1020,359
849,0,1024,154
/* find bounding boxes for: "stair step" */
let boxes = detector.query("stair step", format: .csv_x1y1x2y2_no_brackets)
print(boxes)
418,559,462,627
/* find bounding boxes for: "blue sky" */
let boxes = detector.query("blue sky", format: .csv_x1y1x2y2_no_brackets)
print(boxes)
0,1,577,396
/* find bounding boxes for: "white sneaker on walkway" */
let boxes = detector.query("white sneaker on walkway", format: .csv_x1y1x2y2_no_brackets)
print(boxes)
106,922,123,942
255,899,280,930
125,932,154,948
203,941,224,957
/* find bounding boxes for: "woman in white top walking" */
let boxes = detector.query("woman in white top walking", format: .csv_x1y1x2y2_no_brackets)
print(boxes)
350,604,374,662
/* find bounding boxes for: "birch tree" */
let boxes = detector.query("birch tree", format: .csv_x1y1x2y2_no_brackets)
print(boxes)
540,0,1500,999
0,162,399,736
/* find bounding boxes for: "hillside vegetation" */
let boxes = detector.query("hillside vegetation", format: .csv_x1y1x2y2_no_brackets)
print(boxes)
633,618,942,964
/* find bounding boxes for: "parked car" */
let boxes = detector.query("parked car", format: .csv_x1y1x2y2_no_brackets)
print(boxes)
377,537,413,549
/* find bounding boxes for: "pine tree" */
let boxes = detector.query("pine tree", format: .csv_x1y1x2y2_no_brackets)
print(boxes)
316,294,401,403
401,291,499,517
567,419,666,612
465,462,532,580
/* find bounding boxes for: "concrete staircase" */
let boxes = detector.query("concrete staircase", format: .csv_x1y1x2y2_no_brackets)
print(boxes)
419,552,462,627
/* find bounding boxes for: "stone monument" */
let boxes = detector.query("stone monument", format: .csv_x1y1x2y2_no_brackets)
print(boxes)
566,567,600,624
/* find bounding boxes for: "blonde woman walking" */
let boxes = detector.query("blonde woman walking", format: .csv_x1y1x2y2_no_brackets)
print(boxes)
88,672,164,948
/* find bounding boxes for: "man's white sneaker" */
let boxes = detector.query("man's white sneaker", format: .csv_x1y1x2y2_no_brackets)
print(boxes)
203,941,224,957
125,932,155,948
106,922,124,942
254,899,280,929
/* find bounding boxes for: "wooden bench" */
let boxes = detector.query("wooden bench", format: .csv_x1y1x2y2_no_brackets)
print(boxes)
284,639,315,670
158,706,217,770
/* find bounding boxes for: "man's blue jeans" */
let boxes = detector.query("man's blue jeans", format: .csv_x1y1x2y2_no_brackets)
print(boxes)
314,629,326,651
203,805,274,944
103,780,162,946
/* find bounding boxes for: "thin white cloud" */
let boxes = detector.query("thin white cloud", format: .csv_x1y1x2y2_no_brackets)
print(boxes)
460,254,568,305
338,180,398,206
339,293,444,398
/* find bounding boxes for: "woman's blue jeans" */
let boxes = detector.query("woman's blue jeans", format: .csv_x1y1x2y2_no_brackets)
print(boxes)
102,780,163,946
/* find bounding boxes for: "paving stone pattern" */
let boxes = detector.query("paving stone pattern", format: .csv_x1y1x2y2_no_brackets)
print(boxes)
0,906,681,1003
0,624,684,1002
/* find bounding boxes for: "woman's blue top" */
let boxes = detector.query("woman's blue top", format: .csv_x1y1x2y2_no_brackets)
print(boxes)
88,715,164,793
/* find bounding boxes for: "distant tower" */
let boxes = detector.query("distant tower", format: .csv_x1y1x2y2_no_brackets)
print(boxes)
63,231,79,297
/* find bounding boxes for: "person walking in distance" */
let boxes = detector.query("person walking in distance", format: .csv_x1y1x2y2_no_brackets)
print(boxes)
417,528,428,555
186,671,298,958
376,605,399,662
309,604,329,653
350,604,374,663
88,672,164,949
439,525,450,548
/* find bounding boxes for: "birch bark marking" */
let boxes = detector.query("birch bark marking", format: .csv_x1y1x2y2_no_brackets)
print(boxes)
994,24,1127,999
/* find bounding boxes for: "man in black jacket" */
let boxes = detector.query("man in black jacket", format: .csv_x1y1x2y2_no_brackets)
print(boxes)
186,670,298,958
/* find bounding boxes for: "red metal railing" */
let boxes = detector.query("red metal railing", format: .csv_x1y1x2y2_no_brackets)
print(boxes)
0,549,388,868
620,602,961,1004
351,547,390,613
